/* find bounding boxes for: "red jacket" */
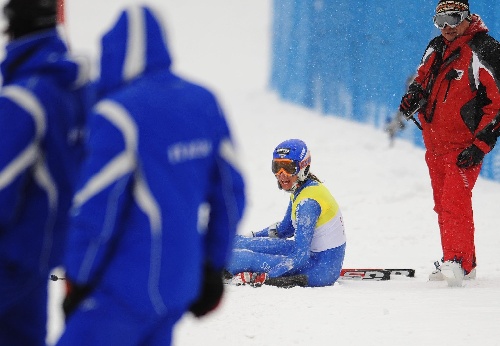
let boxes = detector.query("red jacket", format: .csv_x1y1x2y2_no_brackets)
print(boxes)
415,15,500,156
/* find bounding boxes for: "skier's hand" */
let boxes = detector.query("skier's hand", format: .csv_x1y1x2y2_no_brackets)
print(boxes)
456,144,485,168
189,263,224,318
267,222,279,238
62,278,92,320
252,223,279,237
399,82,425,118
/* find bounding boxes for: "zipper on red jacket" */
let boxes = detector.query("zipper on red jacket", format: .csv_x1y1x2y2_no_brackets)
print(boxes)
424,48,462,123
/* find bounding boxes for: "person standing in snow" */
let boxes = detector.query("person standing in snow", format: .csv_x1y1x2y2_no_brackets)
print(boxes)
385,75,417,146
226,139,346,288
399,0,500,286
56,5,245,346
0,0,88,344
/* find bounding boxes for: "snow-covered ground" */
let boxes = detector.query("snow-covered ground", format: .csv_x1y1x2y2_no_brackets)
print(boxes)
4,0,496,344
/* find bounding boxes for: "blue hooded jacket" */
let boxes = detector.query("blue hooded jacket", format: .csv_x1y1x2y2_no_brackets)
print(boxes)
0,29,88,278
64,6,245,315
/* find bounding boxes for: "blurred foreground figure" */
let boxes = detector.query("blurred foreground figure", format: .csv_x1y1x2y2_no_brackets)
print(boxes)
56,5,245,346
0,0,88,345
399,0,500,287
226,139,346,288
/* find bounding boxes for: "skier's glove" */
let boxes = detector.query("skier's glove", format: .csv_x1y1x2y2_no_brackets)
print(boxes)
399,82,425,119
251,222,279,237
62,278,92,320
189,263,224,318
267,222,279,238
456,144,485,168
3,0,57,39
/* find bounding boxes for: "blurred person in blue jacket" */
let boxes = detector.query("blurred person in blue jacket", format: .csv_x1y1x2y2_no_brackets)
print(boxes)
226,139,346,288
0,0,88,345
56,5,245,346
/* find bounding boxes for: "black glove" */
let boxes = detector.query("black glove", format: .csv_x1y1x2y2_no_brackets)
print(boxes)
62,278,92,320
3,0,57,39
399,82,425,118
456,144,485,168
189,263,224,318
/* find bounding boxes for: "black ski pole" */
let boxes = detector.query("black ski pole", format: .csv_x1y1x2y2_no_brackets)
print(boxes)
409,114,423,130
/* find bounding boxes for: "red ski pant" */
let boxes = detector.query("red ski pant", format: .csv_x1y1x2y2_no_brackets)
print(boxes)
425,150,481,274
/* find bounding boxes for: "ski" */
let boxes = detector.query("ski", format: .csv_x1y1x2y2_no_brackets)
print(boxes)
265,274,308,288
340,268,415,281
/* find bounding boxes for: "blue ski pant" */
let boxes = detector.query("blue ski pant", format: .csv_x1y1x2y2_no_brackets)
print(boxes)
228,236,346,287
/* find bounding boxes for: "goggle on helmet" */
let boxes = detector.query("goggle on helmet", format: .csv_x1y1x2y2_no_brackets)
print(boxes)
271,139,311,181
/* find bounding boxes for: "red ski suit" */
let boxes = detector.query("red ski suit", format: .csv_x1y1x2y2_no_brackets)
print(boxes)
414,15,500,273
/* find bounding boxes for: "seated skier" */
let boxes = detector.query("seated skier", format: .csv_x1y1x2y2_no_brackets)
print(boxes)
226,139,346,287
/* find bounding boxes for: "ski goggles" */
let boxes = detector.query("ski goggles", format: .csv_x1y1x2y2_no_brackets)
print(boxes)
272,159,299,176
433,11,468,29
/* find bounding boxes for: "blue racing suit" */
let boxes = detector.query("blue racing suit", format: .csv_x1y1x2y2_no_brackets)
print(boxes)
0,29,88,346
57,6,245,346
228,179,346,287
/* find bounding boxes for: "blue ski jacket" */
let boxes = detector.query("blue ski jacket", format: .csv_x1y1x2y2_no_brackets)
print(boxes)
64,6,246,316
0,30,88,278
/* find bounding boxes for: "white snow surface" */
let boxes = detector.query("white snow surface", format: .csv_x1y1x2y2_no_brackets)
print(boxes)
6,0,495,345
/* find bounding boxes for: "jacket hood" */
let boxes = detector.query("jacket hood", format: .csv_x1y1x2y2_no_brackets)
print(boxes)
97,5,172,97
1,29,86,88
